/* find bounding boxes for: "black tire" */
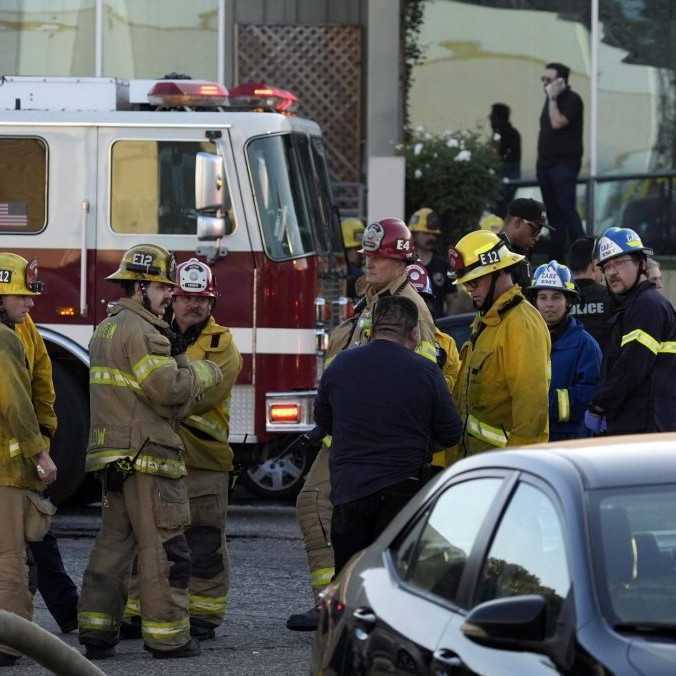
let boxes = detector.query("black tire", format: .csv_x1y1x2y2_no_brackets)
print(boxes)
47,360,89,505
241,436,315,500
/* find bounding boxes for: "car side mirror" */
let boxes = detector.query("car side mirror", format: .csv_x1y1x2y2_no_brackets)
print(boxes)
462,595,547,650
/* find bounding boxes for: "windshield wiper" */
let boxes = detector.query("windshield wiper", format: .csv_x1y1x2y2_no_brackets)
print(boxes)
615,622,676,637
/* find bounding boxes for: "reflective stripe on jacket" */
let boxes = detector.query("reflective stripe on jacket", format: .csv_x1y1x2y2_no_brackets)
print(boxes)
548,318,602,441
86,298,223,477
180,317,242,472
453,286,551,456
593,281,676,434
0,322,45,490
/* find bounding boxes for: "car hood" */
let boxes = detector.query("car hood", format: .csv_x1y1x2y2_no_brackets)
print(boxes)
628,638,676,675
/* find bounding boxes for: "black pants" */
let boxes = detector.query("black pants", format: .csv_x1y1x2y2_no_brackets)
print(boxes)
29,530,79,630
537,160,584,262
331,478,421,576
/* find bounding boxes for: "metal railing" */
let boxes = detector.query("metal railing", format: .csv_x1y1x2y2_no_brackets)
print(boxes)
505,171,676,254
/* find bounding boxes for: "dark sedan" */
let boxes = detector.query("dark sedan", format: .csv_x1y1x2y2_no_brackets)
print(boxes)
312,433,676,675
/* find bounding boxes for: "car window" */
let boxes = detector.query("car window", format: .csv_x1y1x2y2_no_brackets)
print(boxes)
475,483,570,637
392,478,503,605
0,137,47,233
591,486,676,625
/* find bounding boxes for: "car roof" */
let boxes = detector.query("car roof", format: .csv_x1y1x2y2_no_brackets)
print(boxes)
451,433,676,490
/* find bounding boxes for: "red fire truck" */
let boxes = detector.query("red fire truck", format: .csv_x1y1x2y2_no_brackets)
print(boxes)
0,76,346,503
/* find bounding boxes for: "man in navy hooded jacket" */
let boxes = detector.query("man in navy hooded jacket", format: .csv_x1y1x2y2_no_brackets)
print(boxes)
527,261,602,440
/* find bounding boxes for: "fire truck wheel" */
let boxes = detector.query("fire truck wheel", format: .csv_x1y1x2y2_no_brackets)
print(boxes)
242,438,315,500
46,360,89,505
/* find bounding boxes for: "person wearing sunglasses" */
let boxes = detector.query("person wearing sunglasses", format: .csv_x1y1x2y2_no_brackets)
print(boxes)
497,198,550,291
537,61,584,262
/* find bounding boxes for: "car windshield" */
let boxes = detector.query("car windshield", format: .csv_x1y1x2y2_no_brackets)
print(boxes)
590,485,676,626
246,132,340,260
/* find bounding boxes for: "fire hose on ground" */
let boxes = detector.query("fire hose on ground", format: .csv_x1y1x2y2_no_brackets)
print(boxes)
0,610,105,676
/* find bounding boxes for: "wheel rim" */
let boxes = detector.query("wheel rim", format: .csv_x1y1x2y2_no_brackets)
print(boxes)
246,448,307,492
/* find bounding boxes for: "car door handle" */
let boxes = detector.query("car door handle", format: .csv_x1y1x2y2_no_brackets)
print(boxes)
433,648,464,669
352,607,377,626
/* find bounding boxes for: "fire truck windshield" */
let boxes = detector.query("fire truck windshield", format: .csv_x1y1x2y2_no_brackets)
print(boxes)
247,133,340,261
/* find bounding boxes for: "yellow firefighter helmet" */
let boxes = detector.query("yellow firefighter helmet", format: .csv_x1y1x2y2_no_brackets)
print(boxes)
449,230,524,285
106,244,177,286
0,253,44,296
479,213,504,234
341,218,364,249
408,208,441,235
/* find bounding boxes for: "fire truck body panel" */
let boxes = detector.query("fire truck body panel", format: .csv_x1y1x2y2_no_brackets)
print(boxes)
0,78,345,501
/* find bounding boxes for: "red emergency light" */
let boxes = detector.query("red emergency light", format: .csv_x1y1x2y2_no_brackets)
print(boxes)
228,82,299,114
147,80,228,108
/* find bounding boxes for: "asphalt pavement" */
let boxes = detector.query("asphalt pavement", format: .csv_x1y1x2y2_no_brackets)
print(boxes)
11,501,315,676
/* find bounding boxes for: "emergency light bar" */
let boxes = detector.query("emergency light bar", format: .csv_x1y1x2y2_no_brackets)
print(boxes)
147,80,228,108
228,82,299,114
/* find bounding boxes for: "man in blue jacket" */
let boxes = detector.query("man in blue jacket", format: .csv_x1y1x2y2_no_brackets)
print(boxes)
587,227,676,435
527,261,602,440
314,296,462,574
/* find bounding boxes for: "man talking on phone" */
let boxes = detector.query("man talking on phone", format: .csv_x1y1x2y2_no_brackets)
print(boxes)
537,62,584,262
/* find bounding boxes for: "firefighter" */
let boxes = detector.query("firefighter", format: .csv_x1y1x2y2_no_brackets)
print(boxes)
498,198,550,290
122,258,242,642
450,230,551,457
341,218,365,300
586,227,676,435
525,261,602,441
78,244,223,660
9,268,79,635
407,263,461,469
287,218,437,632
408,207,455,318
0,253,58,667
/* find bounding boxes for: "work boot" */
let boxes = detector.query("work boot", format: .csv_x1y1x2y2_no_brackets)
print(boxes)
84,644,115,660
58,616,78,634
286,605,320,631
119,616,143,639
0,653,18,667
190,619,216,641
145,638,201,659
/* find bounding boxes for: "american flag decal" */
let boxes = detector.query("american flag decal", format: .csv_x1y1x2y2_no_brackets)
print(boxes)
0,202,28,227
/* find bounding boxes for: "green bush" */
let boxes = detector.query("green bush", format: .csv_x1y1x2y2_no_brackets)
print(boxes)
401,127,502,246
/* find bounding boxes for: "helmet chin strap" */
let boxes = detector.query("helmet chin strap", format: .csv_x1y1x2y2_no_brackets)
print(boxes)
479,272,500,314
138,281,155,314
0,298,12,329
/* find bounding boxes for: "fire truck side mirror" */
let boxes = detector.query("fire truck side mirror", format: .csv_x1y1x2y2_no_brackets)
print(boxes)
195,152,224,212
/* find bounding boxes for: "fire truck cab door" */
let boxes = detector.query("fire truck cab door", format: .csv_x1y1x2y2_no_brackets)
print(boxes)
0,126,97,331
95,124,252,325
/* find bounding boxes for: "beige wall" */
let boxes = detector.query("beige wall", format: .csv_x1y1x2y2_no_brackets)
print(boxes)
410,0,668,180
